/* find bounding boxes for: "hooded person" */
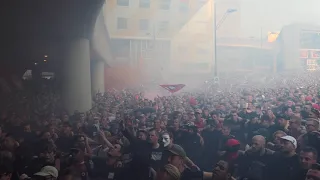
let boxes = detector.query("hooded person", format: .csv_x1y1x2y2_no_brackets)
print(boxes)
220,139,243,165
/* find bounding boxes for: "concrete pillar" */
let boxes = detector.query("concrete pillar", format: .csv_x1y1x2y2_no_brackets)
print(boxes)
61,38,92,114
91,60,105,94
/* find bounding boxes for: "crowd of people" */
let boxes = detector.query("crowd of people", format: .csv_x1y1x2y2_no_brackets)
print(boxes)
1,72,320,180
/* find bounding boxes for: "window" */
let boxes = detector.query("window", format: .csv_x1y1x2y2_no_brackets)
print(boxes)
159,0,171,10
139,0,150,8
117,17,127,29
158,21,169,31
117,0,129,6
179,0,189,12
139,19,149,31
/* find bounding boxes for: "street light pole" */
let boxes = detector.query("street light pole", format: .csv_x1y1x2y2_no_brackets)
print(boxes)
213,3,218,77
212,2,237,80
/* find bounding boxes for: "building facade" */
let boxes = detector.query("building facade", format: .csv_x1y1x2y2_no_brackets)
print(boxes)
276,24,320,72
104,0,243,80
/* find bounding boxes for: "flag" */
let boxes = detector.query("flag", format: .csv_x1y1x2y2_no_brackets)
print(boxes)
160,84,185,93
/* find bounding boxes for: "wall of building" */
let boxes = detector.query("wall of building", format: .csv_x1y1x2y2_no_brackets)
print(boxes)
170,0,214,74
104,0,217,75
104,65,144,90
277,24,320,71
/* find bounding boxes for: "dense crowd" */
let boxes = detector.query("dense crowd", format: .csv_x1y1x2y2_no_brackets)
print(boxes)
1,72,320,180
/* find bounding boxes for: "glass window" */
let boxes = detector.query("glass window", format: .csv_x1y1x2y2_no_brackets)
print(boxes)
159,0,171,10
158,21,169,31
117,17,128,29
139,0,150,8
117,0,129,6
139,19,149,31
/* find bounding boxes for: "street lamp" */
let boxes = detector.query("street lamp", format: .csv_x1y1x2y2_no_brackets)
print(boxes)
213,3,237,80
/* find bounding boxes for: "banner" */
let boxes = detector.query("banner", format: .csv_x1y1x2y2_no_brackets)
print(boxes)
311,50,320,58
160,84,186,93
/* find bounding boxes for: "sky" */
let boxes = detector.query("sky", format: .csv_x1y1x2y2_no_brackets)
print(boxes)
238,0,320,37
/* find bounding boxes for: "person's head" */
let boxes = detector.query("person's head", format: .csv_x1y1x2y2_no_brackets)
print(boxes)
139,114,146,122
2,134,17,152
148,128,159,144
212,160,234,180
273,130,287,145
137,130,147,141
23,123,31,133
107,144,122,165
283,107,293,117
251,135,266,153
300,147,318,170
33,166,58,180
277,116,288,127
162,132,173,147
211,111,219,120
167,144,186,169
154,119,161,129
156,164,181,180
222,124,231,136
225,139,240,153
62,122,72,134
73,135,86,151
39,142,57,164
173,119,180,129
306,119,320,133
289,116,302,130
195,109,202,118
231,111,238,121
305,104,312,112
306,163,320,180
295,105,302,113
203,108,209,116
40,131,52,141
62,114,69,122
279,135,297,154
79,113,85,122
68,148,84,165
309,108,320,119
187,111,195,121
0,164,12,180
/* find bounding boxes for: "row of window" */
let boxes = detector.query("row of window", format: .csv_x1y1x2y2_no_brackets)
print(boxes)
117,0,207,11
117,18,170,31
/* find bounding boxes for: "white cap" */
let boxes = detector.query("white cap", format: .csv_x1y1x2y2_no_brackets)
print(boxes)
34,166,58,178
280,135,297,149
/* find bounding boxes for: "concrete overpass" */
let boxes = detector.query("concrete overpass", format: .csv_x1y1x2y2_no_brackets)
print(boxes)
0,0,113,113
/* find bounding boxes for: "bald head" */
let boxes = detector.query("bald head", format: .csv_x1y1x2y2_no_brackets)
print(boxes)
251,135,266,152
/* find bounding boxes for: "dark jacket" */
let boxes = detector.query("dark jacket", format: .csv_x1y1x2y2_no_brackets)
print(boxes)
237,148,274,180
266,153,302,180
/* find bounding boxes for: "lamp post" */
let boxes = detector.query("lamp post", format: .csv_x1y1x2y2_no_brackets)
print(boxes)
213,2,237,80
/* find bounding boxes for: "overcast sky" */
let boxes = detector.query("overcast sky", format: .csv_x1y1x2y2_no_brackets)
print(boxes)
238,0,320,37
